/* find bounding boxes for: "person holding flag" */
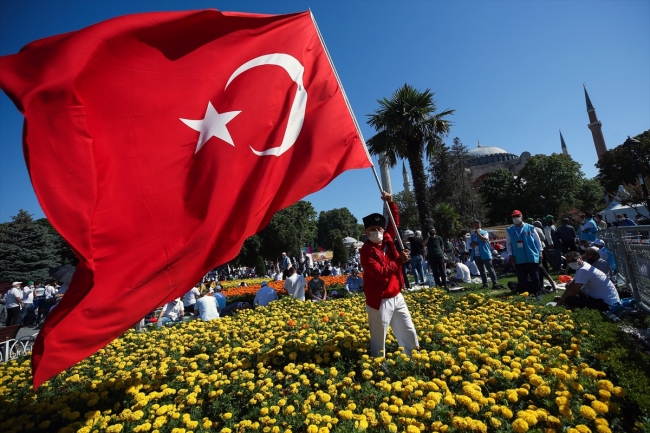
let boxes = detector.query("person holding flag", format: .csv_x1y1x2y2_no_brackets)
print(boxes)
360,191,420,359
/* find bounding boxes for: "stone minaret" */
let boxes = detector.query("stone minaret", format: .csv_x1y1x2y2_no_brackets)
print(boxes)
560,130,569,156
584,84,607,158
379,153,393,220
402,161,412,193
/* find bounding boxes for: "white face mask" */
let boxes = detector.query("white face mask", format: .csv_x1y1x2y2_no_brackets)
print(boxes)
512,217,522,224
568,262,582,270
369,231,384,244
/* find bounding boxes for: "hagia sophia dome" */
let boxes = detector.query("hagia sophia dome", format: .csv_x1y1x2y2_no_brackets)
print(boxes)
466,141,530,183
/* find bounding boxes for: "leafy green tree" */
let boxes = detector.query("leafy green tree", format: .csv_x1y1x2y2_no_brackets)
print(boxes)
428,137,485,226
35,218,78,266
331,236,348,267
478,168,520,224
255,255,266,277
393,190,419,230
577,178,606,213
258,200,317,260
0,210,60,281
234,235,262,267
431,203,460,238
367,84,454,233
596,130,650,195
516,154,585,218
317,208,361,250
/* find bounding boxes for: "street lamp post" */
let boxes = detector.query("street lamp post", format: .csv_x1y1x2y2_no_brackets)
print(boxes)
623,136,650,207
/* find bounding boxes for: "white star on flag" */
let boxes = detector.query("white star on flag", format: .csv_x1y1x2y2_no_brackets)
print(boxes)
180,102,241,153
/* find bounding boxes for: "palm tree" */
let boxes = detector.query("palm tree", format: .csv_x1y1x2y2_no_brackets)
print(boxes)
367,84,455,233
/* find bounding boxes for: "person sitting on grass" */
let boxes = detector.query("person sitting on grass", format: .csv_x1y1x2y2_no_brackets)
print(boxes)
449,259,471,285
307,269,327,302
345,268,364,294
193,291,220,322
253,281,278,307
157,298,184,327
554,251,620,312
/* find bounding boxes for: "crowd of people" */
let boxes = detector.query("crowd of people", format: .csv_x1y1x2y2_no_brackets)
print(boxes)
1,280,66,328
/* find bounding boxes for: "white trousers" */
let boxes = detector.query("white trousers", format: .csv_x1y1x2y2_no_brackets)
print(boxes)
366,293,419,358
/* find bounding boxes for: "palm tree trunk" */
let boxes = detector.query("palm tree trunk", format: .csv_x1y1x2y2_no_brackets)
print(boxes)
406,150,431,234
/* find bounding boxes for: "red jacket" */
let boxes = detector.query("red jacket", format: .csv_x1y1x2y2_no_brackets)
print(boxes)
360,202,404,310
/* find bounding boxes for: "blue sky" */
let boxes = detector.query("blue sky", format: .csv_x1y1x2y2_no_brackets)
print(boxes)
1,0,648,224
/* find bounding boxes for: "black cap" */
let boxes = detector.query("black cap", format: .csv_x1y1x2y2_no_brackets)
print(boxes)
363,213,386,229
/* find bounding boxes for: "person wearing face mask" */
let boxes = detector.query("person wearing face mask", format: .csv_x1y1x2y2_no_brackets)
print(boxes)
360,191,419,358
505,210,543,298
615,213,637,227
579,212,598,243
555,251,620,312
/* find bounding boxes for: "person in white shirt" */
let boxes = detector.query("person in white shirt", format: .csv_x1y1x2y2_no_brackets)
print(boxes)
449,261,471,284
556,251,620,311
4,282,24,326
194,292,220,321
331,264,341,276
284,267,307,301
254,281,278,307
183,285,201,315
20,282,36,326
157,298,184,327
465,258,480,276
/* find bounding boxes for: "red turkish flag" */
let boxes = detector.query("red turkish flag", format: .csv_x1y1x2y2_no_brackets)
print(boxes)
0,9,371,388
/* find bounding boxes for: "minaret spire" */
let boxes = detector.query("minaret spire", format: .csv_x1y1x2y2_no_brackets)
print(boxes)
402,161,412,194
583,84,607,158
559,129,569,156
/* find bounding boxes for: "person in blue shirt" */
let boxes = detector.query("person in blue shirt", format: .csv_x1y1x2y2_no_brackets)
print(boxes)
591,239,617,272
213,285,227,313
345,268,364,293
505,210,543,298
615,213,637,227
579,211,598,243
469,220,504,290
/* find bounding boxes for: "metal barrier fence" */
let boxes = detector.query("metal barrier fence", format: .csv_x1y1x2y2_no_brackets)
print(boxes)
597,225,650,314
1,336,36,363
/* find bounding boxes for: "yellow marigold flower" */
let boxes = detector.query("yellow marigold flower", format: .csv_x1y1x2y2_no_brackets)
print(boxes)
307,425,318,433
39,420,51,429
106,425,124,433
597,380,614,391
579,405,597,420
591,400,608,414
596,426,611,433
490,417,501,428
501,407,513,419
362,370,372,380
612,387,626,397
222,412,233,420
512,418,529,432
534,385,551,397
575,425,592,433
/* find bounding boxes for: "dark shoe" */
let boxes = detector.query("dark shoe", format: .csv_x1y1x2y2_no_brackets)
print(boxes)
492,284,506,290
481,284,489,289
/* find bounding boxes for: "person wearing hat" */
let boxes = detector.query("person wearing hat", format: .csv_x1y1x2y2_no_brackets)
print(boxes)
505,210,543,298
254,281,279,307
4,282,24,326
360,191,419,358
543,216,562,271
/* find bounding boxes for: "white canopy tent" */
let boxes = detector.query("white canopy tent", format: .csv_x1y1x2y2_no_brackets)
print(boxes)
598,185,649,223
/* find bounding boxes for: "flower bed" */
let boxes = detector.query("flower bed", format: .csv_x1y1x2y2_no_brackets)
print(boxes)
221,276,354,299
0,290,641,432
